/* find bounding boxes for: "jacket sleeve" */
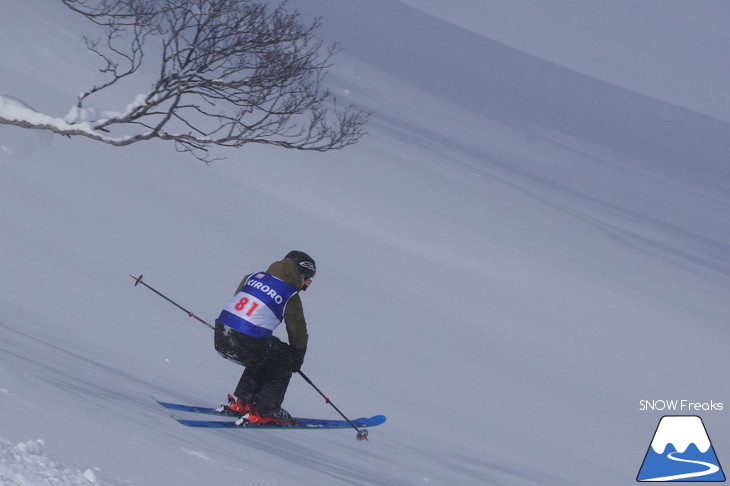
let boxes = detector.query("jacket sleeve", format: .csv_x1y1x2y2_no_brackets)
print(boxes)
283,293,308,350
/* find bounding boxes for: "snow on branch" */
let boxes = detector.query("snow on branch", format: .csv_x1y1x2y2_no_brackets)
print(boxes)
2,0,369,161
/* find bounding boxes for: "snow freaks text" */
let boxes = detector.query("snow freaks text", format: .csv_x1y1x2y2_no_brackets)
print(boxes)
639,400,724,412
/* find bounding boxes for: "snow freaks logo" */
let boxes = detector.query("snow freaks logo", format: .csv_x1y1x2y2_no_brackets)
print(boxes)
637,416,725,482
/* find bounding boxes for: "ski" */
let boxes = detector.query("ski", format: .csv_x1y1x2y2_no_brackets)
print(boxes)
152,397,386,430
153,397,239,416
173,415,386,429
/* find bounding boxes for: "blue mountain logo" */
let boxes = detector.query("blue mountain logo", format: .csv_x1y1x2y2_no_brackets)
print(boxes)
637,415,725,482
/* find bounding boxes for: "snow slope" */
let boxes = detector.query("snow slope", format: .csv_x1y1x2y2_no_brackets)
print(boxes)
1,0,729,484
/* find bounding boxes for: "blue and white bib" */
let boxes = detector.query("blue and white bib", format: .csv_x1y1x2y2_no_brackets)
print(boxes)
217,272,298,339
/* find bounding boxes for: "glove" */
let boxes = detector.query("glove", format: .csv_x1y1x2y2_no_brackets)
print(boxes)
289,347,306,372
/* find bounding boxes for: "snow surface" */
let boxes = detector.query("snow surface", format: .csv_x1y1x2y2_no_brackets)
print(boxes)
1,0,729,485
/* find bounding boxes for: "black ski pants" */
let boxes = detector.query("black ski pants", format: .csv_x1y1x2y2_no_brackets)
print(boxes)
214,322,294,413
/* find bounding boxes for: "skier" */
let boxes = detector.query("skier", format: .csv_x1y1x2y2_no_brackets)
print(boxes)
214,251,316,424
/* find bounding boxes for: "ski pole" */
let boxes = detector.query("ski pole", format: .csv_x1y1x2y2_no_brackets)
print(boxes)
298,370,369,441
129,274,214,330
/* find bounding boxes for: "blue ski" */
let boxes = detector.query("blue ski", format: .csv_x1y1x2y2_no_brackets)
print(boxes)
174,415,386,429
152,397,386,429
153,397,239,416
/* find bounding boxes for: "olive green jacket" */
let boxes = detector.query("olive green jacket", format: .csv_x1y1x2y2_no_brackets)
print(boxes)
235,258,309,350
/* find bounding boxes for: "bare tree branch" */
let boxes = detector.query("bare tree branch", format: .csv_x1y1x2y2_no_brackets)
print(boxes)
2,0,368,161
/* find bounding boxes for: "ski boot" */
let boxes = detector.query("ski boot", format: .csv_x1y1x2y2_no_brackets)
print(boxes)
236,406,294,426
217,394,254,416
252,407,293,425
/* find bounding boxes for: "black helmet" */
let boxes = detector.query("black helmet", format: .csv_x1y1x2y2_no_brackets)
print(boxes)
285,250,316,281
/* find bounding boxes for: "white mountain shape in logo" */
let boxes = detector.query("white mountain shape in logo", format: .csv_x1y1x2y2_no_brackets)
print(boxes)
651,416,711,454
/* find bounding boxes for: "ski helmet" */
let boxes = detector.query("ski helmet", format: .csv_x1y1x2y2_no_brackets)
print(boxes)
285,250,316,281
